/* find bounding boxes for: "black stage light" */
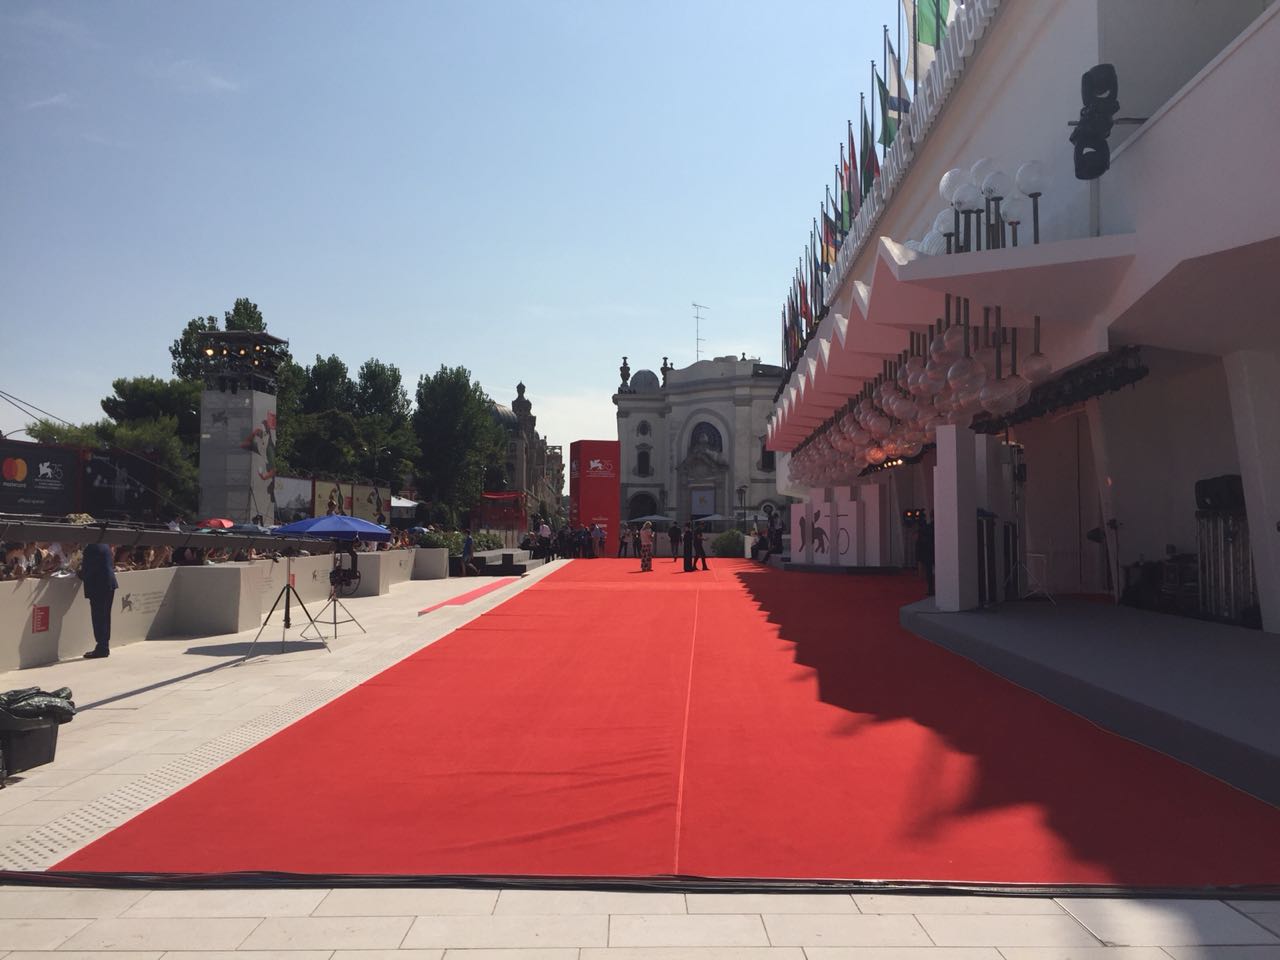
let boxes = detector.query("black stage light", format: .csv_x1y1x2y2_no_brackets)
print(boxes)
1070,63,1119,180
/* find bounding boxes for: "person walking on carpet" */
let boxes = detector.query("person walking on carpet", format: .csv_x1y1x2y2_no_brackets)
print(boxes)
668,522,681,562
682,522,695,572
693,521,709,571
78,540,118,658
639,521,654,572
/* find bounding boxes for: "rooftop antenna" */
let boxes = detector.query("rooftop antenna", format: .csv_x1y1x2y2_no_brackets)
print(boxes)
692,302,709,361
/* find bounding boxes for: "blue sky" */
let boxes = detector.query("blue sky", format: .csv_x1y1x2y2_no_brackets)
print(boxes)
1,1,894,448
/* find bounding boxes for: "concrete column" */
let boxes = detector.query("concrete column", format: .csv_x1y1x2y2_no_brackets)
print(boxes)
934,424,979,611
1224,350,1280,633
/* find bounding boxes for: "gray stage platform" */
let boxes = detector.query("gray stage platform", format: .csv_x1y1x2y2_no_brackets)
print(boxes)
900,598,1280,806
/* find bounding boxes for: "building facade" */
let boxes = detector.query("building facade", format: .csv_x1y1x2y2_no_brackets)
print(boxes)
487,383,564,525
614,356,783,528
766,0,1280,631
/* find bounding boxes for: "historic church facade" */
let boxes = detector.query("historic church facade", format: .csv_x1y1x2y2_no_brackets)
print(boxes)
613,355,784,528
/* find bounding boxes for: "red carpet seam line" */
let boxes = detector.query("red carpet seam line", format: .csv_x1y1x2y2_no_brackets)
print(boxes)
671,587,700,875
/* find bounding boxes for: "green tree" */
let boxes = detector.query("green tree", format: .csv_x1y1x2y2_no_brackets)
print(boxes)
26,414,198,518
99,376,202,446
170,315,219,380
354,359,411,420
169,298,268,379
223,297,265,331
352,360,417,486
300,354,356,415
413,365,504,515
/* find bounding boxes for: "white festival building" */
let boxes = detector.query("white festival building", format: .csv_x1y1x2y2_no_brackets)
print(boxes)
766,0,1280,632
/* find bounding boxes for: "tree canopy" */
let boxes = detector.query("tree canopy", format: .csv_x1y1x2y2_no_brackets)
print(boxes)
413,365,504,512
25,298,522,524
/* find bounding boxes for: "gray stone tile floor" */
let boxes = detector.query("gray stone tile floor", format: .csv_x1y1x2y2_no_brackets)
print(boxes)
0,561,1277,957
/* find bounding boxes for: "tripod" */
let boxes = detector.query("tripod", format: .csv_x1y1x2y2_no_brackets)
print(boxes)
245,556,328,658
304,583,365,641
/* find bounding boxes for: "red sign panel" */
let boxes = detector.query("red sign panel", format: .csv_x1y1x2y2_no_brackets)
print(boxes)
31,605,50,633
569,439,620,539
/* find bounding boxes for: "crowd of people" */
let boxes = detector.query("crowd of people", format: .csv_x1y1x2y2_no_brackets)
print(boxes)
0,518,424,583
513,519,722,573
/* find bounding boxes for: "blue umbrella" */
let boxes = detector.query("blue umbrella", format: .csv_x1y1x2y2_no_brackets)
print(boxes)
272,515,392,542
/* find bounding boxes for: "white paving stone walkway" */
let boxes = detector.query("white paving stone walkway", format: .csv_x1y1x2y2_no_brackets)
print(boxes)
0,561,1277,957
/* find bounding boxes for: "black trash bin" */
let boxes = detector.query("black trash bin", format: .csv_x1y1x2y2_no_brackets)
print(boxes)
0,711,61,781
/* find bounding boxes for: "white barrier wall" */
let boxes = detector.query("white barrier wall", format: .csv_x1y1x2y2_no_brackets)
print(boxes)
0,548,449,671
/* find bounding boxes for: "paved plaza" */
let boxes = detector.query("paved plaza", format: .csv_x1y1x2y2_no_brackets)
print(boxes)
0,563,1277,957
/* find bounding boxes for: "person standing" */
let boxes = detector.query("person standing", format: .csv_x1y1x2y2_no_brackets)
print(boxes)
538,519,552,559
694,522,709,571
916,513,936,595
639,521,654,572
617,525,629,557
461,528,479,576
79,540,118,659
668,522,681,562
682,522,695,572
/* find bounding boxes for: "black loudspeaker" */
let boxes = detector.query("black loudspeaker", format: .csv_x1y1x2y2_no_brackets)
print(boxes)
1195,474,1246,512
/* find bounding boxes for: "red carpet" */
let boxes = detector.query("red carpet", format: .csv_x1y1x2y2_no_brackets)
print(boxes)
57,560,1280,885
417,577,517,616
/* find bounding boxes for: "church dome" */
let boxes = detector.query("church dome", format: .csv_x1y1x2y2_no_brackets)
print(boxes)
630,369,661,393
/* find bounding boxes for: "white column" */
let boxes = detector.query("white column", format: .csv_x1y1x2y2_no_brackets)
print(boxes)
973,434,1003,515
860,483,886,566
1224,350,1280,633
934,424,979,611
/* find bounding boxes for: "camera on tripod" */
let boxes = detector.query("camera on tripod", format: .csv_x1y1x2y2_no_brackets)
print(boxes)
328,542,362,596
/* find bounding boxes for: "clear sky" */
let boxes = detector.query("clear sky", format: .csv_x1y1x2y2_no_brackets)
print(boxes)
1,0,895,449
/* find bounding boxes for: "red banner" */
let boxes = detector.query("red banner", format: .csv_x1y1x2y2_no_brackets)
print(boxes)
569,440,619,539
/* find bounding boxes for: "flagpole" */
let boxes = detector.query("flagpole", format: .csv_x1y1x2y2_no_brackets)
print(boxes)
883,26,889,160
898,2,904,128
912,0,918,98
859,93,865,201
870,60,876,165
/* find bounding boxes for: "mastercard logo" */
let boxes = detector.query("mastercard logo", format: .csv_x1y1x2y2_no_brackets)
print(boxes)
2,458,28,482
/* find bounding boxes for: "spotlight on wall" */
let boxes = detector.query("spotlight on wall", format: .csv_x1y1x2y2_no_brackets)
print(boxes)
1069,63,1119,180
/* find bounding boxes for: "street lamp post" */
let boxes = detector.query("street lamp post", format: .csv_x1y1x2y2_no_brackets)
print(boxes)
737,485,748,533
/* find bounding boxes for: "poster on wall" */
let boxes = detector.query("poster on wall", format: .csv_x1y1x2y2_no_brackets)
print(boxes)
350,483,391,523
790,498,810,563
274,476,313,522
690,487,716,517
83,450,156,520
806,489,833,561
313,480,350,517
0,440,79,516
830,487,860,566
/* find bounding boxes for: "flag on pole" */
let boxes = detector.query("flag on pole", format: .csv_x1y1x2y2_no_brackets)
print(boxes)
885,36,911,112
899,0,952,85
875,69,898,147
821,208,839,266
860,103,879,198
845,120,861,219
799,262,812,331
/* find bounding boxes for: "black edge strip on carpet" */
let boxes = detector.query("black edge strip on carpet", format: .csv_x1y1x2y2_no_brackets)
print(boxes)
2,871,1277,899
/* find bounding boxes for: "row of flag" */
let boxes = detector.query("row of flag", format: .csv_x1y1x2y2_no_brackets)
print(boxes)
781,0,956,370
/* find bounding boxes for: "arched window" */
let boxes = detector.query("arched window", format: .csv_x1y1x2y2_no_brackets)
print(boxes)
637,420,651,437
636,448,652,476
689,421,722,454
628,492,658,520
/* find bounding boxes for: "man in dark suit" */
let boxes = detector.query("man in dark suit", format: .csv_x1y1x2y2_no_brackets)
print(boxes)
79,541,118,659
